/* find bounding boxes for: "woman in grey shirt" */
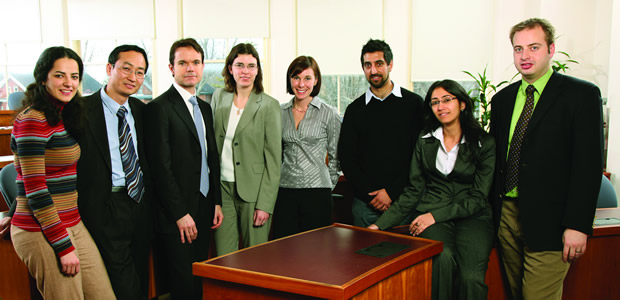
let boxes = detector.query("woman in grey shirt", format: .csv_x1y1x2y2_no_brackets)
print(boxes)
272,56,341,239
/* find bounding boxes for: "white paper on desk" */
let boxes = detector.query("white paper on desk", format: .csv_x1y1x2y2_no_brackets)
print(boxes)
594,217,620,226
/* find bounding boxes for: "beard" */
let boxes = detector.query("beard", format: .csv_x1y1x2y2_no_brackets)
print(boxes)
368,74,389,89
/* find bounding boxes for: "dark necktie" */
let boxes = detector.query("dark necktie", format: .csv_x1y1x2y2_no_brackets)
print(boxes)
117,106,144,203
504,85,536,194
189,96,209,196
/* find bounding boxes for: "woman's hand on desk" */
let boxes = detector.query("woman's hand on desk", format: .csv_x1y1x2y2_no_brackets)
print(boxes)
0,216,11,238
367,224,379,230
409,213,436,236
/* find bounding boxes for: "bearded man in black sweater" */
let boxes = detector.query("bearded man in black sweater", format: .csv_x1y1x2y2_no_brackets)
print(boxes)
338,39,424,227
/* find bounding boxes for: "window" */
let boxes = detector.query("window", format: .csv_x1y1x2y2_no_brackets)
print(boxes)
195,38,264,100
79,39,153,101
319,75,368,115
0,42,42,109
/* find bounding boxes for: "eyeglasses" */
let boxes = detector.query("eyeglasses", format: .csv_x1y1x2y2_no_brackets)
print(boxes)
429,96,457,107
116,64,146,79
232,63,258,71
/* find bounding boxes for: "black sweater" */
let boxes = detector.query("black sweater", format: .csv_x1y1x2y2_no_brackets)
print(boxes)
338,88,424,203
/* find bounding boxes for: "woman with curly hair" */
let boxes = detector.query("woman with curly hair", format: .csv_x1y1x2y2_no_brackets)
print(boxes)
10,46,115,299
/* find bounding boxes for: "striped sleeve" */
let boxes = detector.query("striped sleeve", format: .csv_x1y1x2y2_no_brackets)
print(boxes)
12,113,75,257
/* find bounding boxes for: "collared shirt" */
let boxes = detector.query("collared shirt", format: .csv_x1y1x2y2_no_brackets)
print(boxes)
364,81,402,105
423,127,466,176
280,96,341,188
100,87,139,187
505,68,553,197
172,81,207,153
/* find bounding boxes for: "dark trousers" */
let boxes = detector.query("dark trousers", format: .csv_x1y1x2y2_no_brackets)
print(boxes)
417,207,494,300
93,191,151,300
271,187,333,239
157,192,211,300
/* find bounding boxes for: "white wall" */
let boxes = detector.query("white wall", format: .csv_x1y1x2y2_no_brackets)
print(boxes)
605,0,620,195
6,0,619,198
384,0,412,89
268,0,296,102
411,0,496,82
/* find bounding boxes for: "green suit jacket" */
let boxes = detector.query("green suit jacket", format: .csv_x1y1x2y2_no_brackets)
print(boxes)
212,88,282,214
376,132,495,229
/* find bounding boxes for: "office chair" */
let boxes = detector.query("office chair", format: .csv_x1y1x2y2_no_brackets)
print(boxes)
0,163,17,208
8,91,25,110
597,174,618,208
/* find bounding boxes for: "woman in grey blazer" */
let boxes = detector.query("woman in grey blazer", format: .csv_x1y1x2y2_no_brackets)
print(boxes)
369,80,495,300
211,43,282,256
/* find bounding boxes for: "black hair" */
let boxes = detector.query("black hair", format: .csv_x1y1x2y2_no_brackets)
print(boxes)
20,46,85,137
360,39,393,66
108,44,149,72
422,79,487,152
169,38,204,66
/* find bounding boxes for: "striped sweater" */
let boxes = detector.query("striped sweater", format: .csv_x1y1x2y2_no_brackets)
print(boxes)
10,106,81,258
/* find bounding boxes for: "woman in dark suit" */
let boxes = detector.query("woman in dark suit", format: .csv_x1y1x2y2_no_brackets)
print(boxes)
212,43,282,255
369,80,495,300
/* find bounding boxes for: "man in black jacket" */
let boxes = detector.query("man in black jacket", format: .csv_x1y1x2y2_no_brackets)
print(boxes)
338,39,424,227
490,18,603,300
77,45,152,300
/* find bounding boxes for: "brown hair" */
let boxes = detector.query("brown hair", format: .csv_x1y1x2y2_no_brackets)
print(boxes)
286,56,321,97
222,43,264,94
510,18,555,48
169,38,204,65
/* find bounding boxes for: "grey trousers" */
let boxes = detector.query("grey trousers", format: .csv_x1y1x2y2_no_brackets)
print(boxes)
417,207,494,300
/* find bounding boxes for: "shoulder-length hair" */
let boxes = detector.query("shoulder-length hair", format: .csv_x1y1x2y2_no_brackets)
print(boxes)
286,56,322,97
20,46,85,137
422,79,486,151
222,43,264,94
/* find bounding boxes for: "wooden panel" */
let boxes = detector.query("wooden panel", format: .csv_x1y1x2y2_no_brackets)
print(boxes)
485,247,508,300
203,278,320,300
0,110,15,127
562,216,620,299
0,211,33,300
0,238,32,300
352,260,432,300
0,129,13,157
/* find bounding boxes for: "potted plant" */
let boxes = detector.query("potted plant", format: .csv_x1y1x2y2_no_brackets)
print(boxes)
462,66,513,130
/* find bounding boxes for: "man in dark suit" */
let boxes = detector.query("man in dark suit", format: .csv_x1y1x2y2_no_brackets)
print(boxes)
490,18,603,300
77,45,152,300
145,38,223,300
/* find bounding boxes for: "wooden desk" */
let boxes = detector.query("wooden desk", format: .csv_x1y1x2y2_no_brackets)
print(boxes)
0,128,13,157
0,211,41,300
386,208,620,300
562,207,620,299
193,223,443,299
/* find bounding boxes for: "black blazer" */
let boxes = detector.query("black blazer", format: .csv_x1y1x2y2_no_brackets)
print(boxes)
490,71,603,251
144,86,221,231
76,90,152,236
